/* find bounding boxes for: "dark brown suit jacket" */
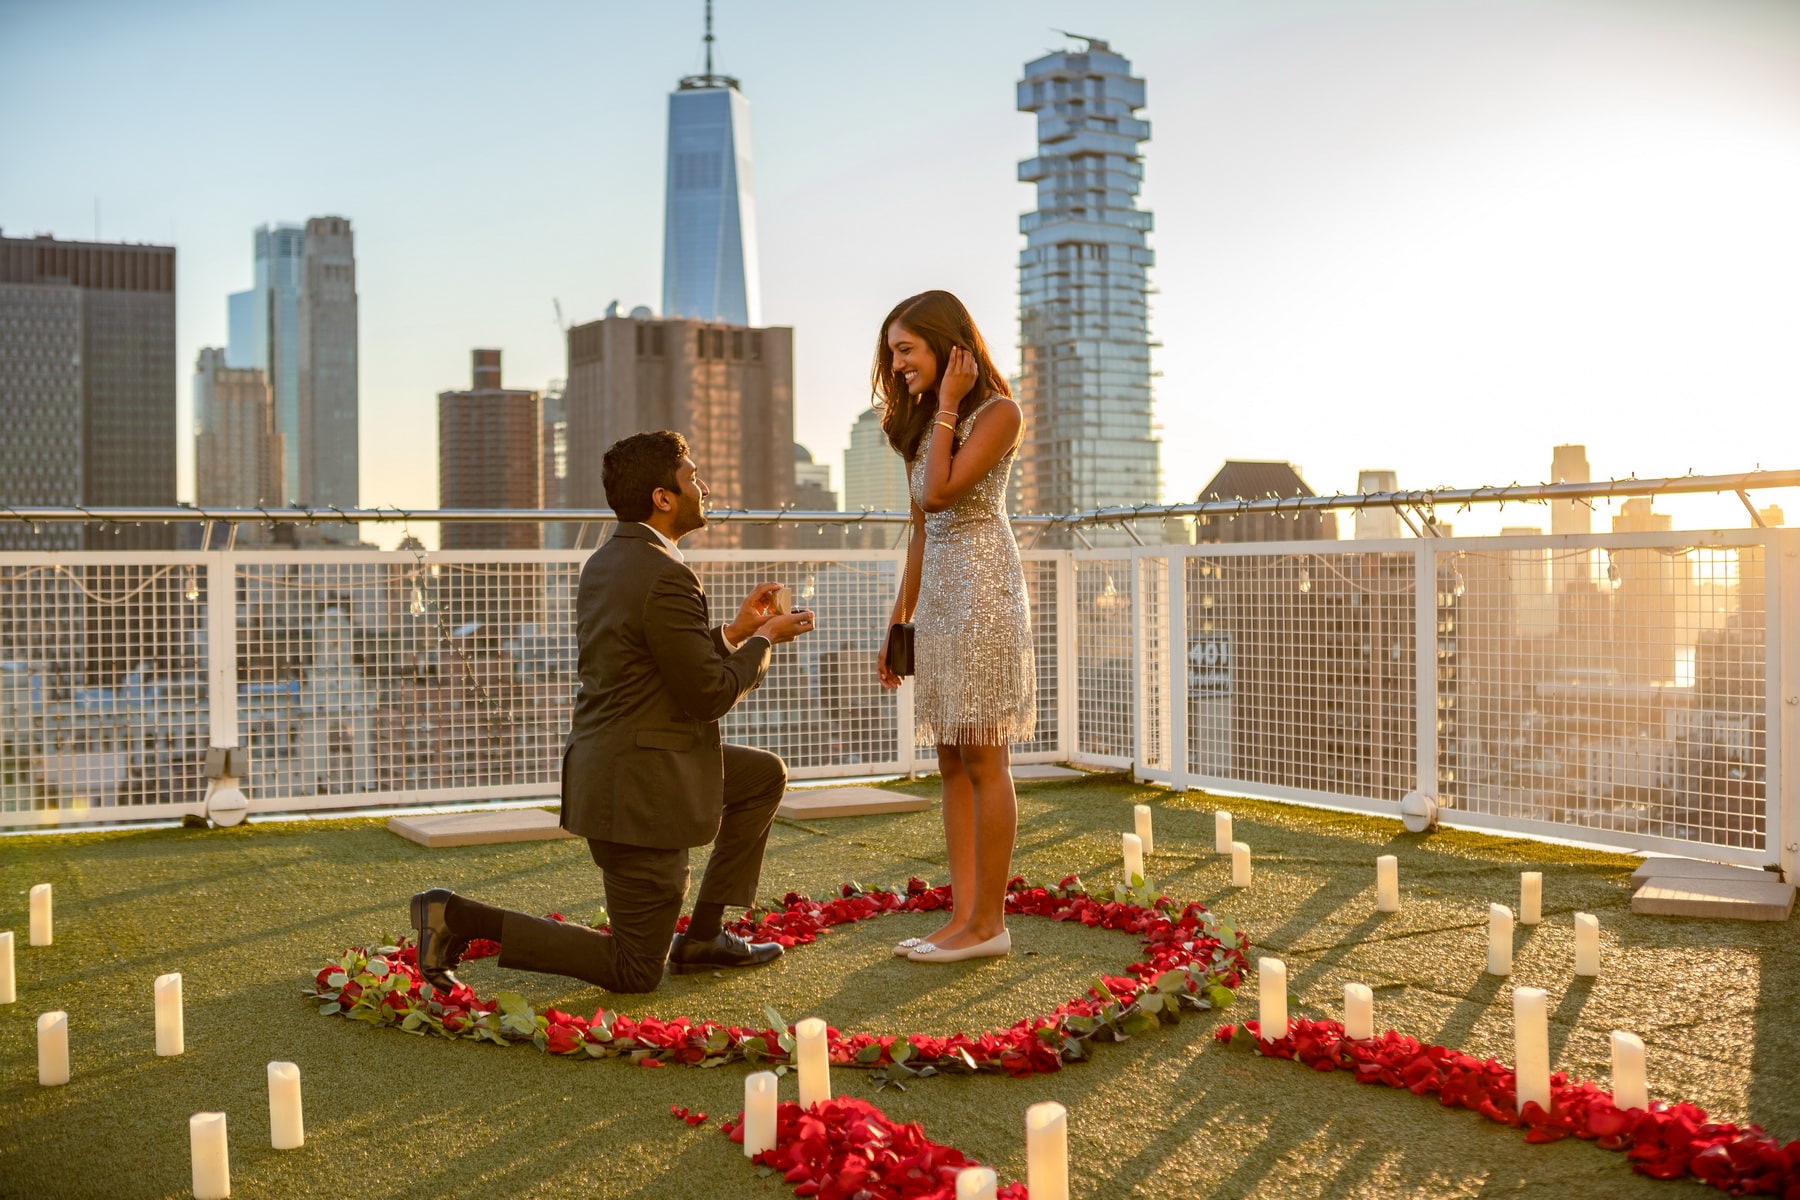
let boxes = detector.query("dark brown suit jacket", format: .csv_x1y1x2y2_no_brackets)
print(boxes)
559,522,772,848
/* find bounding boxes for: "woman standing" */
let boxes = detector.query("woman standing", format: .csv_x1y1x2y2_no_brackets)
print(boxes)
874,290,1035,963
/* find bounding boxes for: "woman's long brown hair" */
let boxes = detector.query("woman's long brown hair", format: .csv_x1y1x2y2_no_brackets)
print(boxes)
871,290,1010,463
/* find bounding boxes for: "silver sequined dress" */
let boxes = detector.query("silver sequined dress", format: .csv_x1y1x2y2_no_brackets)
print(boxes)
909,394,1036,746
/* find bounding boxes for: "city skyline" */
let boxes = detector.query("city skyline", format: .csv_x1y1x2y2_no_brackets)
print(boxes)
4,0,1799,540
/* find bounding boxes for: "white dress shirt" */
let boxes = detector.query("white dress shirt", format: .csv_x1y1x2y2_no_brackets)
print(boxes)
642,522,684,562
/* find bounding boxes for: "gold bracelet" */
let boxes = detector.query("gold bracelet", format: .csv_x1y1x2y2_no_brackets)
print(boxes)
934,420,956,433
936,409,959,420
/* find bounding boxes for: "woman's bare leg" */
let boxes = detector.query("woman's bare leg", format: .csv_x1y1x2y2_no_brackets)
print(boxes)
919,744,976,945
923,743,1016,949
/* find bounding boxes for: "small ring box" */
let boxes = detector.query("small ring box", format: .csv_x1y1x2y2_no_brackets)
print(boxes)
771,585,793,615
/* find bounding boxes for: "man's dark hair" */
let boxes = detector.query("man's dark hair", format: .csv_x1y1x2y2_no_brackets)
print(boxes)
602,431,689,523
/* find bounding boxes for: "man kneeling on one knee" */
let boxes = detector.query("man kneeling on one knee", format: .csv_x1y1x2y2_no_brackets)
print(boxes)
410,430,816,993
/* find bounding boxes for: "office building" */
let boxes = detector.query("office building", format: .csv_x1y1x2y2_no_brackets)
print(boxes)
193,347,283,511
1550,444,1591,536
1012,36,1159,526
438,349,541,550
792,443,842,551
842,407,911,547
539,379,574,549
564,313,793,548
0,232,177,550
1611,497,1679,683
226,289,254,368
843,407,909,511
253,224,305,497
1549,443,1593,601
244,218,359,511
661,11,760,326
1354,470,1403,539
1194,462,1338,544
297,216,359,517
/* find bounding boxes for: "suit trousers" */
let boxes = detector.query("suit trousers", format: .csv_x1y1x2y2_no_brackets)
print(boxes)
497,744,786,992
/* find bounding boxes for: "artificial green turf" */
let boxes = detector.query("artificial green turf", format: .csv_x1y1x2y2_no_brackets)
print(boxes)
2,775,1791,1198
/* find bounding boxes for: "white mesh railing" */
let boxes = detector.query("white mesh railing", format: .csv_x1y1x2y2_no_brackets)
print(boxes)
1088,529,1793,870
2,527,1795,875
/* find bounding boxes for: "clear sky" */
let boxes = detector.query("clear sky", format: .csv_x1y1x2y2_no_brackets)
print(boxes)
4,0,1798,537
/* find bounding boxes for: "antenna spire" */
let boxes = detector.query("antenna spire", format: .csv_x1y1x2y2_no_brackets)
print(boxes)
704,0,714,76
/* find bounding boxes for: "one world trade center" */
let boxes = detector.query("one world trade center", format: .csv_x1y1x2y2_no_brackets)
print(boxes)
661,4,761,327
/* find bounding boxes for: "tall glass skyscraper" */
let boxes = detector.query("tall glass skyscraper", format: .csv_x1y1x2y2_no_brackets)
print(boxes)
661,33,761,326
297,216,359,515
226,289,254,368
252,223,305,500
1013,37,1160,521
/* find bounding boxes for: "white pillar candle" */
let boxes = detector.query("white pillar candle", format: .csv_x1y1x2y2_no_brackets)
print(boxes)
156,973,184,1057
1133,804,1154,855
1520,872,1543,925
954,1166,997,1200
38,1010,69,1086
743,1070,778,1158
190,1112,231,1200
1258,957,1288,1041
1025,1101,1069,1200
1122,832,1145,885
1215,811,1233,854
1512,987,1551,1113
1375,856,1399,912
1228,841,1251,887
29,884,51,946
795,1017,830,1109
1344,982,1374,1040
0,930,14,1004
1574,912,1600,977
1610,1030,1648,1112
268,1061,303,1149
1486,903,1513,975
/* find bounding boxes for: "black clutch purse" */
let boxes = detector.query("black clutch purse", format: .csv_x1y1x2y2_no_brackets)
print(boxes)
885,622,915,677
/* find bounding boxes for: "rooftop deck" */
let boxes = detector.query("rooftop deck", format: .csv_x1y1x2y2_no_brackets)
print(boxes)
4,774,1795,1197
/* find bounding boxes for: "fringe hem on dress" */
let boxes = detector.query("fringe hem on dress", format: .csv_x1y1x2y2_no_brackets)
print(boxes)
912,632,1037,747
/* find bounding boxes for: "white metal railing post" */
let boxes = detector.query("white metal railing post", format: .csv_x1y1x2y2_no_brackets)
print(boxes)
204,551,240,769
1774,528,1800,880
1166,549,1188,791
1414,541,1439,798
1056,553,1078,764
1131,550,1148,781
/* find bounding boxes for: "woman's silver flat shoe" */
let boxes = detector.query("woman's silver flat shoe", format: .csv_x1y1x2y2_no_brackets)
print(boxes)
906,929,1011,963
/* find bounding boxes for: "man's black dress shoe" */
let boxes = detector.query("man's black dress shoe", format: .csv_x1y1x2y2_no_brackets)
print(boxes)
411,888,469,994
667,930,783,975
